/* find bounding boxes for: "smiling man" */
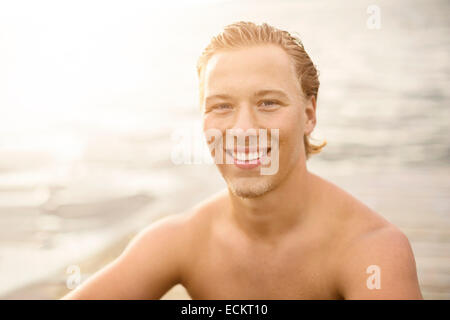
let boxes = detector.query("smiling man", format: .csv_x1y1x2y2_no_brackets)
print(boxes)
63,22,422,300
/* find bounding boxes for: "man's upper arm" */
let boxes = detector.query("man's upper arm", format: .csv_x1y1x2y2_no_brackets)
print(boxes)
336,225,423,299
62,214,189,299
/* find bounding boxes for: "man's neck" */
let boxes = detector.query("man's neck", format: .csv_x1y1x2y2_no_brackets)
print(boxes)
227,161,313,243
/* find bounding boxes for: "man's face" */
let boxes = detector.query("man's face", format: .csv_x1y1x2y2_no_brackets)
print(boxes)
201,44,315,198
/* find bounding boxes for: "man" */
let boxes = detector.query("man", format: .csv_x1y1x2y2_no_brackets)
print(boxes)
63,22,422,299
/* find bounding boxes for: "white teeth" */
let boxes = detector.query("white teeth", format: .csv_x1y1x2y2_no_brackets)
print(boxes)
235,152,246,161
227,148,270,162
232,151,259,161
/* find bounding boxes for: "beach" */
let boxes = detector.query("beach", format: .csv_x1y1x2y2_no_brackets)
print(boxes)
0,0,448,299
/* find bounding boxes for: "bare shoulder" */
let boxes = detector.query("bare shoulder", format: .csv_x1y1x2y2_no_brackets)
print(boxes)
180,188,230,237
136,189,229,260
62,197,224,299
308,172,392,248
137,189,228,243
311,174,422,299
335,224,422,299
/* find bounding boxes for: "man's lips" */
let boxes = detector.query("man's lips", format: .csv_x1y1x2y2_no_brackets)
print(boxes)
225,147,271,163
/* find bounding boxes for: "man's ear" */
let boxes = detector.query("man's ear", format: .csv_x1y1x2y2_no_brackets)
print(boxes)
304,96,317,135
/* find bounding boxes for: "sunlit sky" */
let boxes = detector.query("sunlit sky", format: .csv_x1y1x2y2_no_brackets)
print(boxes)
0,0,232,160
0,0,224,130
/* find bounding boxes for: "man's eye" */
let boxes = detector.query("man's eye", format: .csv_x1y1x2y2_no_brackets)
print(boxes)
259,100,279,109
212,104,232,112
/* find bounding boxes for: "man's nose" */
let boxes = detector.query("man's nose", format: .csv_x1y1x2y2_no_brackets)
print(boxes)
231,105,255,131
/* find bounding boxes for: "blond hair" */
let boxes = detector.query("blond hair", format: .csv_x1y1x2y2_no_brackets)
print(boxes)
197,21,326,159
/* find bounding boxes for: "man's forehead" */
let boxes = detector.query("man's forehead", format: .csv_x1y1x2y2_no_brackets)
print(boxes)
203,45,299,94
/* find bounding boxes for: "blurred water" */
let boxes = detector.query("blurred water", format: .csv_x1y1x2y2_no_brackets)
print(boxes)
0,0,448,298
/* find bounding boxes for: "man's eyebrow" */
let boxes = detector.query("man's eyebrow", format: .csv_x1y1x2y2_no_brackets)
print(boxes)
253,89,289,100
204,94,233,104
204,90,289,104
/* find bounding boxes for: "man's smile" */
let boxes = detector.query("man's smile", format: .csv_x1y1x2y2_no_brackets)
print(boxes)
225,146,272,169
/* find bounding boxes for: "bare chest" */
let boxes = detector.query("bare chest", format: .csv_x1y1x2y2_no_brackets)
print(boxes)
183,234,339,299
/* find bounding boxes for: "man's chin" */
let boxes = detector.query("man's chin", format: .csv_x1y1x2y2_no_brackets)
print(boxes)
226,177,274,199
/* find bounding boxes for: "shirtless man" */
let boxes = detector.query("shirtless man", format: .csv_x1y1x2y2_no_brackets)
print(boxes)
63,22,422,299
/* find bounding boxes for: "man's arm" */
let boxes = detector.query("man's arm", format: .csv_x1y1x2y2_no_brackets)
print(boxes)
62,214,188,299
336,225,423,299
